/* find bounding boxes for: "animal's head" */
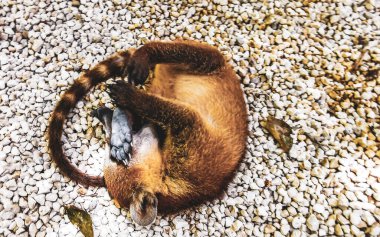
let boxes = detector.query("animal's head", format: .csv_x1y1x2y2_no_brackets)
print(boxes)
104,125,162,226
129,188,158,226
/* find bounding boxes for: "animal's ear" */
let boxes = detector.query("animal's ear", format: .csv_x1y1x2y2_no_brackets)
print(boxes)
130,190,158,226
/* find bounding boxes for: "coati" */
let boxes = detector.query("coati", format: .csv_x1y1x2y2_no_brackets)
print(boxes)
48,41,248,226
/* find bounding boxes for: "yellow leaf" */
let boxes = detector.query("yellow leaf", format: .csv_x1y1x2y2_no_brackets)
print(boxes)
64,205,94,237
262,116,293,153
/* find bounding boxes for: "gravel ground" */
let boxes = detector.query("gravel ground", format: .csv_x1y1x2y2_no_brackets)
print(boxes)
1,0,379,236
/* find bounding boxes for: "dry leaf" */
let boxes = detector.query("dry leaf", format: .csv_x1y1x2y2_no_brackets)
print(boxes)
350,49,368,73
64,205,94,237
365,69,379,80
262,116,293,153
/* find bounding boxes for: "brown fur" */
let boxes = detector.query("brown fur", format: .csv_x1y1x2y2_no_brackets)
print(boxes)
105,41,248,214
48,40,247,216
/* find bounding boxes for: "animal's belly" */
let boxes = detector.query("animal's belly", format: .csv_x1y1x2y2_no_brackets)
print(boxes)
173,75,222,128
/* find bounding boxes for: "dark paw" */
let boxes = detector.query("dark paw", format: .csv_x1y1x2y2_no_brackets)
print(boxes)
111,144,131,163
107,80,133,106
127,50,150,85
110,108,133,164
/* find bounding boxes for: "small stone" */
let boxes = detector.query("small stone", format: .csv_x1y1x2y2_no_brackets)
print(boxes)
172,217,189,229
34,195,45,205
0,80,5,90
335,224,344,236
306,214,319,231
32,40,44,52
28,196,37,209
39,206,50,216
46,193,58,202
288,187,297,198
72,1,80,7
292,216,303,229
257,206,268,217
29,223,37,237
330,15,340,24
349,211,362,226
77,187,87,195
362,212,375,226
245,191,255,203
337,194,349,207
36,180,53,194
218,0,228,6
281,224,290,235
231,220,243,231
351,225,363,236
264,224,276,234
4,27,14,34
313,204,325,214
256,178,265,188
225,217,233,227
337,214,349,225
291,230,302,237
367,223,380,236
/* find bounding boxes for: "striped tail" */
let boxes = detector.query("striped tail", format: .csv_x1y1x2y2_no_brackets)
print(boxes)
48,50,132,187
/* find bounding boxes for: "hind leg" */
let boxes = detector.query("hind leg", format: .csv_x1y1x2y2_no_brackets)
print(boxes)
92,107,134,164
127,41,225,85
110,108,134,162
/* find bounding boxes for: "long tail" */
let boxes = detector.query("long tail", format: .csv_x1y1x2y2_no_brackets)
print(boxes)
48,50,132,187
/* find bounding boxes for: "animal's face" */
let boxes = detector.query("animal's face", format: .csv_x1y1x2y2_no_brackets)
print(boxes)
129,189,158,226
105,177,158,226
104,124,162,226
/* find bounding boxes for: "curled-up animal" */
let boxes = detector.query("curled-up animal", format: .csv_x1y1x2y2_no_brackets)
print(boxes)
48,41,248,226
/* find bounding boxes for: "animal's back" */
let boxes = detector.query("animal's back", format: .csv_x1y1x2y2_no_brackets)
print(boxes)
148,64,248,212
150,64,247,136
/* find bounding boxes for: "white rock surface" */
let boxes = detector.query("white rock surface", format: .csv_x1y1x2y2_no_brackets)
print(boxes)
306,214,319,231
0,0,379,236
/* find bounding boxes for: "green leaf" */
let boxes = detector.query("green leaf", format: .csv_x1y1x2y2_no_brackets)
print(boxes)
262,116,293,153
64,205,94,237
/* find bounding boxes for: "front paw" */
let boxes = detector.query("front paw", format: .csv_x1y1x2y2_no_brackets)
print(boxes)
108,80,135,106
127,50,150,85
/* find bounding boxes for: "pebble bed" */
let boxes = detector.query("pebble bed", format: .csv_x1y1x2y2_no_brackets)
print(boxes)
1,0,379,236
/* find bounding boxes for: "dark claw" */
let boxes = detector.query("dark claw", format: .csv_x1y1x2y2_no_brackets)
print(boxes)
123,143,130,155
119,148,127,161
115,149,120,161
116,149,123,161
111,146,117,159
